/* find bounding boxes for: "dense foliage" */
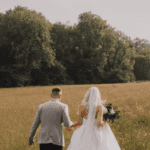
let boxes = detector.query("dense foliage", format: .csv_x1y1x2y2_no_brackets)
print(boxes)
0,6,55,87
0,6,150,87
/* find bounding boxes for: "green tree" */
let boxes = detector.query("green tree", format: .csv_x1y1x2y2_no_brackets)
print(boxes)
133,37,150,56
50,22,74,62
73,12,136,83
132,38,150,81
0,6,55,87
76,12,107,59
102,30,136,83
134,54,150,80
50,22,78,83
69,12,108,84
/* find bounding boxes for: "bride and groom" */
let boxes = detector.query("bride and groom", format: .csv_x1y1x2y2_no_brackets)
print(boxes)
28,87,121,150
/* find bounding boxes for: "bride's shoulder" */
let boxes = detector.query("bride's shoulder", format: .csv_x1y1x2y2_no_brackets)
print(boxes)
97,104,103,107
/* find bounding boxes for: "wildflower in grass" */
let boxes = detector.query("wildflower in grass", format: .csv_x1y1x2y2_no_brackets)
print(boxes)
138,119,148,126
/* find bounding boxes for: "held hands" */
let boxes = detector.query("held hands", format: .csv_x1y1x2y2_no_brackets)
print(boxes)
65,126,74,132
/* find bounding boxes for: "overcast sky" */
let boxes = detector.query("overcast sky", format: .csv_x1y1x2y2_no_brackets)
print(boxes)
1,0,150,42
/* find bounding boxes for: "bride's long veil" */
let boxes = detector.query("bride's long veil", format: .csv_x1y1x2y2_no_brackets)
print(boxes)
78,87,105,150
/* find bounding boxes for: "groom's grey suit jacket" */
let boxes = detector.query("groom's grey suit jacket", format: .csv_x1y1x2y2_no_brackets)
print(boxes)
28,98,73,146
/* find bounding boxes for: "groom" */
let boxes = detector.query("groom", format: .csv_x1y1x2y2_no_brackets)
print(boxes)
28,87,74,150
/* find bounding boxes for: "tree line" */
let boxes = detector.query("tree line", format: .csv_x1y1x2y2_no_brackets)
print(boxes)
0,6,150,87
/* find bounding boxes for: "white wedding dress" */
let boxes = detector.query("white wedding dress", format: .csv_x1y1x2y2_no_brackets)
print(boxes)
67,87,121,150
67,117,121,150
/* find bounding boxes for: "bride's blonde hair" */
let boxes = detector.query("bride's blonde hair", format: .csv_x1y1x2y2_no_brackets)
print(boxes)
76,87,106,114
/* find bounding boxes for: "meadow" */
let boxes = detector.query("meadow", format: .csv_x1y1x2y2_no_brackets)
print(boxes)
0,82,150,150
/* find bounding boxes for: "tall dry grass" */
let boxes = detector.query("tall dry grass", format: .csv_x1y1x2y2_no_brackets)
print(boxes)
0,82,150,150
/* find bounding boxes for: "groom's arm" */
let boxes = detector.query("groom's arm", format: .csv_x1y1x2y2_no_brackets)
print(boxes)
28,105,42,145
62,105,73,127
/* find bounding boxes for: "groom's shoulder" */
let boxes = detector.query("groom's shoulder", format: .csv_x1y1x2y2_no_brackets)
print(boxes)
58,101,68,107
39,101,68,109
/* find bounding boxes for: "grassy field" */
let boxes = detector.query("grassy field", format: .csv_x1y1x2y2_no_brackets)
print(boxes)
0,82,150,150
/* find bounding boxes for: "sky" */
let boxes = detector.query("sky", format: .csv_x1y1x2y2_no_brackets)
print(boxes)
1,0,150,42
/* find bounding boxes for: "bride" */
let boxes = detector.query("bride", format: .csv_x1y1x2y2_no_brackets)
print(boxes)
66,87,121,150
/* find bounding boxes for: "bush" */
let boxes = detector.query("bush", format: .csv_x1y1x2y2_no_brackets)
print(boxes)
134,55,150,80
0,70,25,87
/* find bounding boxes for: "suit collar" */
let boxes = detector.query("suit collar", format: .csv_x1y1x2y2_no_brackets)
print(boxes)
49,98,59,102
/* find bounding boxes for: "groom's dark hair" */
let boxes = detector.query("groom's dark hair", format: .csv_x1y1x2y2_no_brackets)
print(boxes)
52,88,61,96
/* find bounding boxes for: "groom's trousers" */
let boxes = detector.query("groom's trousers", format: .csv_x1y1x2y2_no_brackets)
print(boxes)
40,143,63,150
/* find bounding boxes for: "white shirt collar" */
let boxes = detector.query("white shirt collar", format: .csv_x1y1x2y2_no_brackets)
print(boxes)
49,98,59,101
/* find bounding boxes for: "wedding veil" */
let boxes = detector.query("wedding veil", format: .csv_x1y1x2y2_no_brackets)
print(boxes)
77,87,106,149
83,87,106,125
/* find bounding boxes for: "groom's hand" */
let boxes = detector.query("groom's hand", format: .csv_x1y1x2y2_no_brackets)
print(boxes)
28,143,34,148
65,127,74,132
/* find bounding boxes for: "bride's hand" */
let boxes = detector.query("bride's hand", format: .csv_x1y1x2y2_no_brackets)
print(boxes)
100,120,106,126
